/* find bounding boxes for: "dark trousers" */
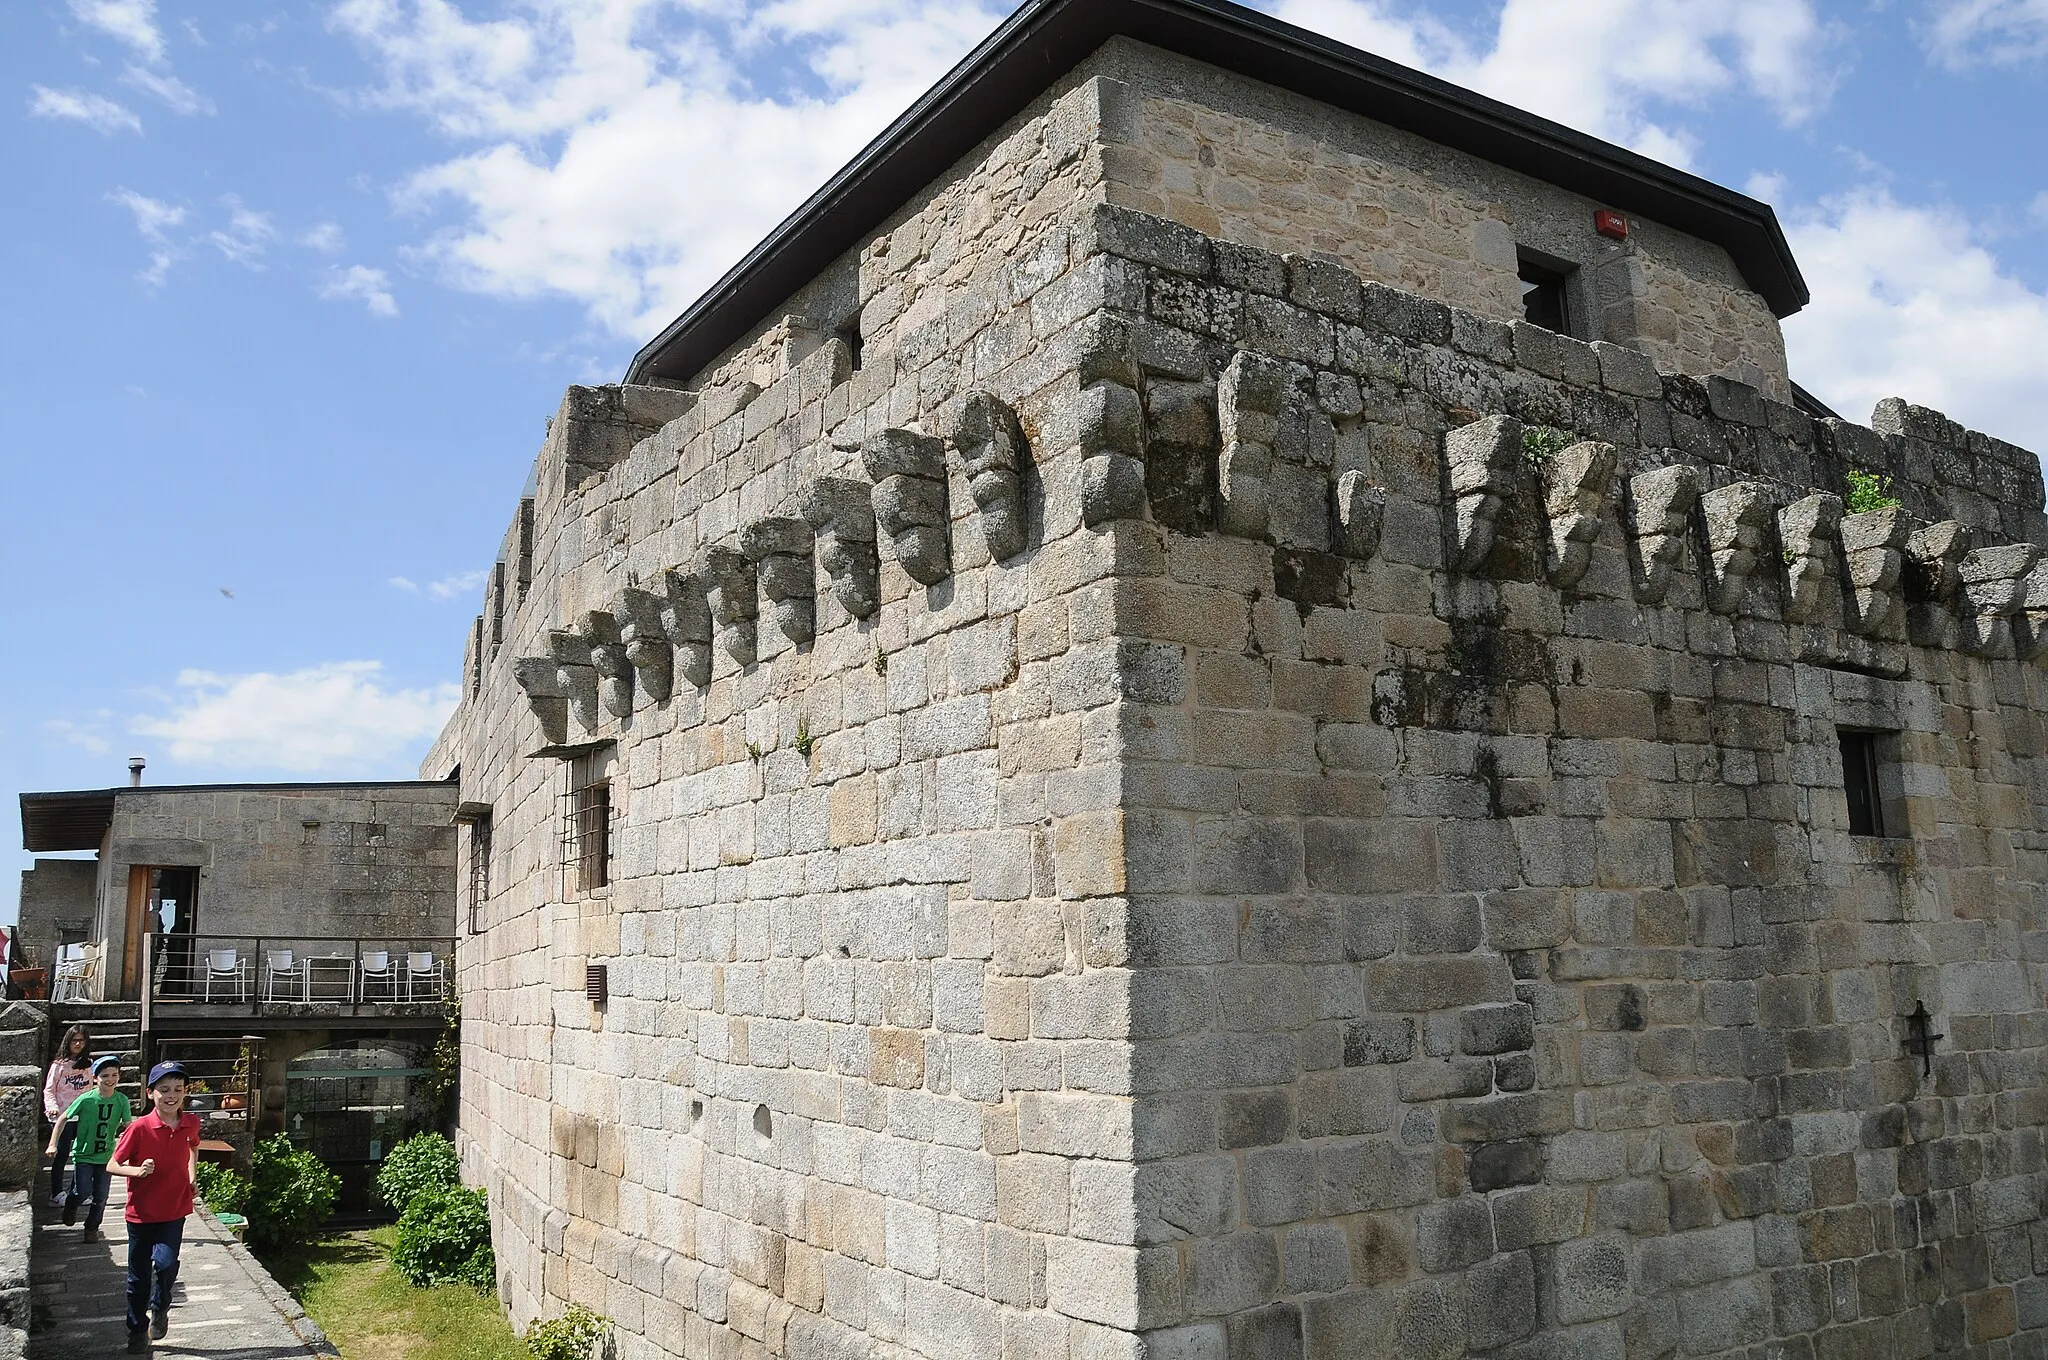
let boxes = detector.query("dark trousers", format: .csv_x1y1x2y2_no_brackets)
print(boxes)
66,1161,112,1232
48,1121,75,1201
125,1218,184,1333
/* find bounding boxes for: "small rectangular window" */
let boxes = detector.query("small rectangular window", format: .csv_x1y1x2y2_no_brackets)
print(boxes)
467,811,492,933
568,780,611,893
836,310,864,373
1519,259,1572,334
1839,730,1886,837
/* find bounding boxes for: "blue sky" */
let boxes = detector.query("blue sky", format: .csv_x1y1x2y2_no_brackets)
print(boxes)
5,0,2048,900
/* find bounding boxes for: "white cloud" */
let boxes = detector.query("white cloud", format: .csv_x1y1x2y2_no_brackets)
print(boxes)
208,196,276,267
301,221,347,253
109,187,185,285
1783,189,2048,455
69,0,165,63
28,85,142,134
121,64,214,115
129,661,459,775
319,264,400,317
45,713,115,756
389,568,486,599
1272,0,1837,166
331,0,1009,337
1922,0,2048,65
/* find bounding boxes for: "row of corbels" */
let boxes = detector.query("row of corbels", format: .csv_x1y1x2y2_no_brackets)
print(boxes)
509,392,1032,742
1449,415,2048,659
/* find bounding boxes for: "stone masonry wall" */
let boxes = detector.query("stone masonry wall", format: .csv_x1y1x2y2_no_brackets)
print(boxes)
14,858,97,970
427,69,1164,1360
432,51,2048,1360
1067,204,2048,1360
1086,42,1793,402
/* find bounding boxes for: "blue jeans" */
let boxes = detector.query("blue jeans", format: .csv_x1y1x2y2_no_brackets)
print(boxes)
66,1162,112,1232
125,1218,184,1332
49,1121,75,1201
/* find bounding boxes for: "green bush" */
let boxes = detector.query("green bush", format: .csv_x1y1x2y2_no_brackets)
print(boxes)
392,1184,495,1291
246,1134,340,1249
194,1162,251,1218
523,1304,609,1360
376,1131,461,1214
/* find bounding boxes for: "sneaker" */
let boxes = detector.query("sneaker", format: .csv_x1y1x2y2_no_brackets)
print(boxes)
151,1308,168,1339
127,1328,149,1353
61,1200,77,1226
81,1228,101,1244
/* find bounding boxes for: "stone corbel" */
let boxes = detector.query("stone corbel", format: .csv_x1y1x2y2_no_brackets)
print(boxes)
743,517,817,645
1839,507,1911,641
862,430,952,585
1959,544,2039,658
657,567,713,688
2018,560,2048,662
1075,315,1145,528
1628,464,1702,605
701,545,759,666
1444,415,1522,573
948,392,1030,561
1217,351,1292,541
1777,493,1843,625
1541,441,1618,590
511,657,569,746
1906,521,1974,650
583,610,634,719
615,587,672,703
1700,481,1774,615
800,476,881,620
1332,470,1385,560
548,630,601,732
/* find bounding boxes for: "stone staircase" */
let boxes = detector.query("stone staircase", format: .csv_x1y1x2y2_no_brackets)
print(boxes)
45,1003,145,1108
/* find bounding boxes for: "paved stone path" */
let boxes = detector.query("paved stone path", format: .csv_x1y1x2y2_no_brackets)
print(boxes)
28,1175,332,1359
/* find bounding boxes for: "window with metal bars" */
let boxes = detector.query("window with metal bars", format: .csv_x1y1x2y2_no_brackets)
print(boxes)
467,811,492,932
560,779,612,895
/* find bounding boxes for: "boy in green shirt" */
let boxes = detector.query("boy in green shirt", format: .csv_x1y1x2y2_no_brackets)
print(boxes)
49,1056,130,1241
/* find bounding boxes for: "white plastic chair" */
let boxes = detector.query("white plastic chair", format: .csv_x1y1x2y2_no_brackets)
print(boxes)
203,948,247,1003
264,949,306,1001
358,950,393,1003
404,950,443,1001
50,943,100,1002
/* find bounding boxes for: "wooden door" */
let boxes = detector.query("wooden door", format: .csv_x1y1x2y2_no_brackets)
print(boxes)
121,866,150,1000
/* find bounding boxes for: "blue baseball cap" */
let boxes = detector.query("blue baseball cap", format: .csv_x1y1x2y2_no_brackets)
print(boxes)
90,1055,121,1076
146,1061,187,1089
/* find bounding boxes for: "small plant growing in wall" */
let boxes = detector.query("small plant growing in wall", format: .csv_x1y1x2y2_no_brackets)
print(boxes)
1845,467,1903,514
1521,424,1573,469
525,1304,611,1360
795,717,814,760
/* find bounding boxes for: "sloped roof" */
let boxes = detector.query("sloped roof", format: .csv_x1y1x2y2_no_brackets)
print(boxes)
625,0,1807,388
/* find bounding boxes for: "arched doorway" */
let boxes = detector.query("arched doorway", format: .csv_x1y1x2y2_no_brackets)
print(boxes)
284,1038,435,1215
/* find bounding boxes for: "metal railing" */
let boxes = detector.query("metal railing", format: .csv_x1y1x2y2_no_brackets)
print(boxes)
142,933,454,1013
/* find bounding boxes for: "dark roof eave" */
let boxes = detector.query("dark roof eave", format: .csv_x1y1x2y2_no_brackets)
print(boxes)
624,0,1807,388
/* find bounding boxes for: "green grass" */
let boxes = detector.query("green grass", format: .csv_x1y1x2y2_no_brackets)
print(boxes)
261,1227,529,1360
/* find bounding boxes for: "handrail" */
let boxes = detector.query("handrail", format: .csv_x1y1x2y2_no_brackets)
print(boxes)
142,931,454,1013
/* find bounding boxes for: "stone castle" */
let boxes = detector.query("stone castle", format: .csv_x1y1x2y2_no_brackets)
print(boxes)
423,1,2048,1356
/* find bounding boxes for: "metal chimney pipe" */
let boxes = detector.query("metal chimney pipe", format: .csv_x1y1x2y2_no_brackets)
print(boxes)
128,756,146,787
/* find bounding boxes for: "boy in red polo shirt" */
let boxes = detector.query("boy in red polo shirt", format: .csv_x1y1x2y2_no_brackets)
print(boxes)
109,1061,202,1354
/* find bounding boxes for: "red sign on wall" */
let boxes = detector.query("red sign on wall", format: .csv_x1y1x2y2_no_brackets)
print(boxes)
1595,210,1629,240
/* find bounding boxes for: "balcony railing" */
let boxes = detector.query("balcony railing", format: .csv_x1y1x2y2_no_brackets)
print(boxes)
142,932,453,1017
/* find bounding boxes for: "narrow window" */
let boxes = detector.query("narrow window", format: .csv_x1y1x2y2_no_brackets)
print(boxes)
1518,258,1573,334
467,810,492,933
572,779,611,892
1839,730,1886,837
836,310,864,373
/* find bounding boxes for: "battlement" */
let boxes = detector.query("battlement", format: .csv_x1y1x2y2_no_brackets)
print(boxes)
485,203,2048,746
